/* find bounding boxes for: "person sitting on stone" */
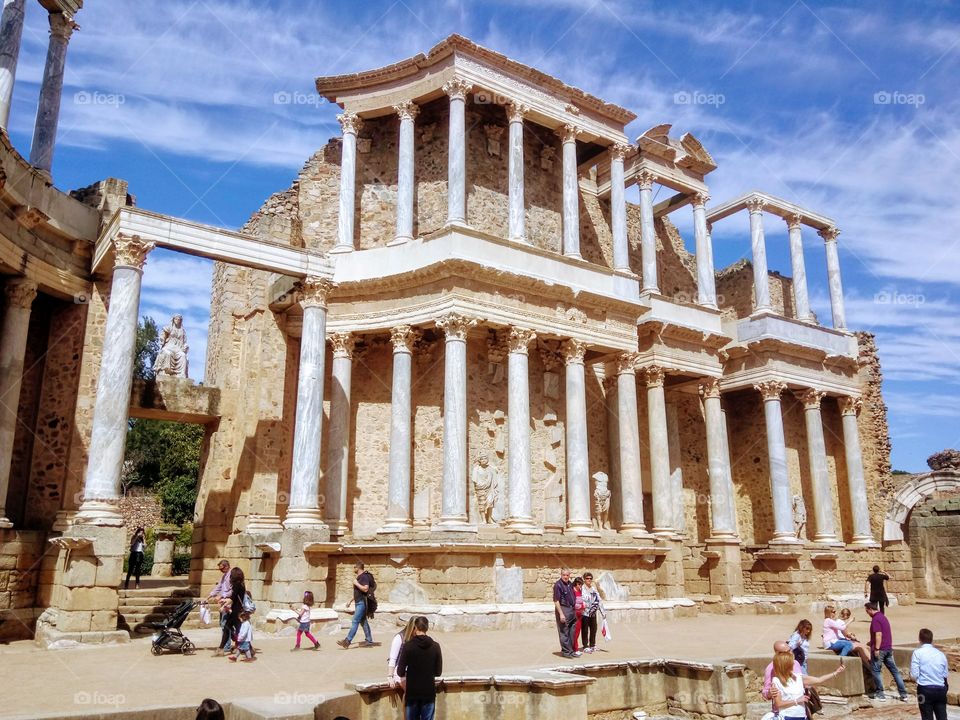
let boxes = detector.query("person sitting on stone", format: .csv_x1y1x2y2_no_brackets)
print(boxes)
154,313,190,378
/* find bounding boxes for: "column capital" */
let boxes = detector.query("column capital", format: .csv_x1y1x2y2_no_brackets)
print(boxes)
337,112,363,135
329,332,355,359
637,168,656,190
698,377,721,399
298,275,336,308
390,324,418,353
557,123,582,144
818,226,840,243
507,326,536,354
436,312,476,341
838,395,862,416
754,379,787,401
796,387,825,409
48,12,77,42
643,365,666,387
113,234,155,269
785,213,804,231
505,101,531,123
615,352,638,375
610,142,630,161
692,191,710,209
393,100,419,121
746,197,766,215
561,338,587,365
3,278,38,309
442,77,472,100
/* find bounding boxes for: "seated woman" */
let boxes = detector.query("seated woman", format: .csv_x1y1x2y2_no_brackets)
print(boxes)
836,607,871,666
771,650,845,718
821,605,855,656
788,619,813,675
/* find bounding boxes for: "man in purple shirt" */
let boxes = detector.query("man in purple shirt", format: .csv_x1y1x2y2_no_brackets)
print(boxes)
553,568,578,658
865,601,907,702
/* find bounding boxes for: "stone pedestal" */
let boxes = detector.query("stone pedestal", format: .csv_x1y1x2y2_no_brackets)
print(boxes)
655,536,685,599
151,524,179,577
704,539,744,600
260,527,332,609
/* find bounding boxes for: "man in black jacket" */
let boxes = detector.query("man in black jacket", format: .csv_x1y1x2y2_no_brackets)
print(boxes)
397,616,443,720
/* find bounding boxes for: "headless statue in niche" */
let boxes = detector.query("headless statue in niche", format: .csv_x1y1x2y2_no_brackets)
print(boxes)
593,471,611,530
472,450,498,524
154,314,189,378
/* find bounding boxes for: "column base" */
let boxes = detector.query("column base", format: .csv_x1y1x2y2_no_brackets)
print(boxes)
503,517,542,535
510,235,529,245
246,514,284,533
651,527,678,539
0,517,12,529
75,500,123,527
750,307,775,318
565,523,600,538
378,520,412,534
769,533,803,545
445,219,469,230
51,510,77,533
432,520,477,533
388,235,413,246
619,524,653,540
848,535,880,548
811,534,843,546
282,508,328,529
326,519,350,537
640,286,661,296
698,301,719,311
564,252,583,261
705,532,741,544
329,244,355,254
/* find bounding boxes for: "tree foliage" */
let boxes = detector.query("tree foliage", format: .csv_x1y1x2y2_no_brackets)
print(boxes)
134,315,160,380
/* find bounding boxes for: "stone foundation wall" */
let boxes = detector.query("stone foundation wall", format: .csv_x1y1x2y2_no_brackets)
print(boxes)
909,494,960,599
715,259,792,320
0,529,44,641
118,491,162,537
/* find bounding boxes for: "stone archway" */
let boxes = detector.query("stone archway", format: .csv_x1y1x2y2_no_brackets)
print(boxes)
883,469,960,542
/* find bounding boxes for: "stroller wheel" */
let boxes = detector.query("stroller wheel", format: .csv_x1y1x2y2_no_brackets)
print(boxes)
182,640,195,655
151,643,163,656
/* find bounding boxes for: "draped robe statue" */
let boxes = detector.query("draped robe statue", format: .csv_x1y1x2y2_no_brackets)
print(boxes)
154,314,189,378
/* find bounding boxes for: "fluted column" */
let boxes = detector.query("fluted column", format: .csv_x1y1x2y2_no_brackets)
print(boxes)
29,12,76,173
820,226,846,330
786,215,814,322
645,366,673,535
693,192,717,308
563,339,592,532
333,112,362,253
0,278,37,528
505,327,536,531
443,78,472,226
0,0,26,130
755,380,796,543
796,388,839,544
610,143,630,271
76,235,154,525
436,313,476,529
324,332,354,536
638,169,659,293
700,379,737,539
284,277,335,528
839,396,875,545
506,102,530,244
382,325,417,531
746,197,772,313
559,124,582,258
616,353,646,536
391,101,419,245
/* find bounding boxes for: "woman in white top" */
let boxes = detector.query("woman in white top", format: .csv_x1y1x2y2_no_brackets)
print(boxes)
387,617,418,690
770,650,845,718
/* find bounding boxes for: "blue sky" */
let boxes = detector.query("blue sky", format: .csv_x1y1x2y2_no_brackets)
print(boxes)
5,1,958,471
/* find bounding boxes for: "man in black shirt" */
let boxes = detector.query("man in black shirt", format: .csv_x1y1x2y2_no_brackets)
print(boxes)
553,568,578,657
398,616,442,720
865,565,890,614
337,562,375,648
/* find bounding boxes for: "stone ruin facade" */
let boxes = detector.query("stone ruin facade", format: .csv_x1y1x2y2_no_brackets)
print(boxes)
0,32,925,644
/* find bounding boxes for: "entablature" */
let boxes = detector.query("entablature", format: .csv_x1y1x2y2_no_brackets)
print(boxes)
706,191,835,230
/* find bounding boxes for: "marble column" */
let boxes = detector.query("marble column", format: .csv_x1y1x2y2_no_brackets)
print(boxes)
0,278,37,528
332,112,362,253
610,143,630,271
29,12,75,173
284,276,335,528
383,325,417,531
666,402,686,534
820,226,846,330
563,339,592,532
839,396,875,545
786,215,814,322
0,0,26,130
746,197,772,314
796,388,839,544
693,192,717,308
391,101,419,245
615,353,646,536
700,379,737,539
506,102,530,244
638,169,659,293
755,380,797,543
436,313,476,528
77,235,154,525
559,124,582,258
324,332,354,536
645,366,674,535
505,327,536,531
443,78,472,226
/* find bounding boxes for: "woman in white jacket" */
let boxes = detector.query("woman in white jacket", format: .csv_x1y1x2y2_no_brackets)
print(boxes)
580,572,606,653
387,617,418,689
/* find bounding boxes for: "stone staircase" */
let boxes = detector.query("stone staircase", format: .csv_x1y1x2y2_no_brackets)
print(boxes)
117,577,200,635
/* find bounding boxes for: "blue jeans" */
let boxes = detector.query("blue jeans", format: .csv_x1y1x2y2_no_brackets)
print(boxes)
870,649,907,698
345,599,372,644
828,639,854,656
405,700,435,720
219,612,233,651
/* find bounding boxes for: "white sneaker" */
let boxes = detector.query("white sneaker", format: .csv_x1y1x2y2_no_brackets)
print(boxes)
572,651,582,657
874,695,888,703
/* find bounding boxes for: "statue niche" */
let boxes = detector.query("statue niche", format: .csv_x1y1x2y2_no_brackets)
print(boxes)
593,471,611,530
472,450,500,525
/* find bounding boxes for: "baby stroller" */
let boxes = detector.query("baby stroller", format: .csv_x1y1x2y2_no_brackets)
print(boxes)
149,599,197,655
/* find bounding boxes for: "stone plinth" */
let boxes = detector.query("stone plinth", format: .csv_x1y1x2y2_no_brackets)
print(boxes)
151,524,179,578
251,526,332,610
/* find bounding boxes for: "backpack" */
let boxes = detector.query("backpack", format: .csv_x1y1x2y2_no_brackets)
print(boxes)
364,573,378,619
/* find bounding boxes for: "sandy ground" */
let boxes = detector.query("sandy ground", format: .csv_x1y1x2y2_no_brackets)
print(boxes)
1,603,957,718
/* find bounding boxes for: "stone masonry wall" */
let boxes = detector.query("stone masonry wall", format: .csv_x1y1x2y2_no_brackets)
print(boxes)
715,260,793,320
909,494,960,599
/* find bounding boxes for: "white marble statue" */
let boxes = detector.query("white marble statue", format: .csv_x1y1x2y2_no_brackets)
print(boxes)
792,493,807,538
472,450,498,524
593,471,611,530
154,314,189,378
